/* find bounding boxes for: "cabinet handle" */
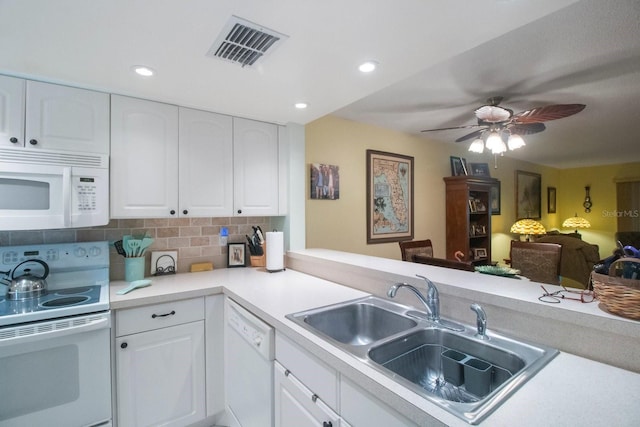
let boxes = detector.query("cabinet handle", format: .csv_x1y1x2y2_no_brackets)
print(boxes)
183,209,188,215
284,369,290,377
237,209,242,214
323,422,332,427
9,137,18,143
170,210,176,215
29,139,38,145
311,394,318,403
120,342,128,349
151,310,176,319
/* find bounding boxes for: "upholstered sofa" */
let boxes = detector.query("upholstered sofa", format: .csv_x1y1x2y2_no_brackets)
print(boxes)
535,235,600,287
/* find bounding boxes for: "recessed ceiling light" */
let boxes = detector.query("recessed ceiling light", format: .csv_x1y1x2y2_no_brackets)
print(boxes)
132,66,154,77
358,60,378,73
294,102,308,109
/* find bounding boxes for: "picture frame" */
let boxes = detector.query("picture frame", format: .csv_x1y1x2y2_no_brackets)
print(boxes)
310,163,340,200
450,156,468,176
515,170,542,219
227,243,246,268
473,248,487,259
469,162,491,177
366,150,414,244
547,186,557,213
490,180,501,215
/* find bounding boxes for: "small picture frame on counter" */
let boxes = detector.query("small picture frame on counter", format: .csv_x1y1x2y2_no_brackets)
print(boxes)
228,243,247,268
150,251,177,276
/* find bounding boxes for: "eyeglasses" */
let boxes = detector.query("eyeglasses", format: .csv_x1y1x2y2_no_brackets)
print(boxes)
538,285,596,304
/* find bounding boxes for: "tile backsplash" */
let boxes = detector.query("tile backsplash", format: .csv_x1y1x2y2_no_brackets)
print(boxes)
0,217,274,280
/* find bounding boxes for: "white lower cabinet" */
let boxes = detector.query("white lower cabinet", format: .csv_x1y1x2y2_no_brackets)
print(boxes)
340,377,415,427
275,362,345,427
115,298,206,427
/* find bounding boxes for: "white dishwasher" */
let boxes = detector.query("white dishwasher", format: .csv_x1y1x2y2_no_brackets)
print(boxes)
225,297,275,427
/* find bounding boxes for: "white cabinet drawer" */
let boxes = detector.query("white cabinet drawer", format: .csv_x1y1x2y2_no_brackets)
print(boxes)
275,332,338,410
116,297,205,336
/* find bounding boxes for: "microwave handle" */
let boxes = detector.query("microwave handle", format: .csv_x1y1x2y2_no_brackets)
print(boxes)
62,167,72,227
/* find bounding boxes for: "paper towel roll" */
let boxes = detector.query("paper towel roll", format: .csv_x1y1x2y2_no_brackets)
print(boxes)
266,231,284,272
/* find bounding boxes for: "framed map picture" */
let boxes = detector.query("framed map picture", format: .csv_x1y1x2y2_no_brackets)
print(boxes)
366,150,414,244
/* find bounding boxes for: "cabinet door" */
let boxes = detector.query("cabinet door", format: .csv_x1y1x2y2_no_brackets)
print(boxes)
116,321,206,427
274,362,342,427
111,95,179,218
0,75,25,147
233,117,279,216
25,80,109,153
179,108,233,217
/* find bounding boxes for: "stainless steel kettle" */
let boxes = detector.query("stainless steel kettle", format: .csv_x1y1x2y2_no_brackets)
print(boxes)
5,259,49,300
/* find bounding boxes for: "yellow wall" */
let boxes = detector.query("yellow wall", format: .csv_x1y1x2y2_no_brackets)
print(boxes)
556,163,640,256
306,115,562,262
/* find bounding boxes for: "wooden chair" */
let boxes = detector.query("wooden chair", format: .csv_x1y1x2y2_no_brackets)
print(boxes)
509,241,562,285
398,239,433,262
413,254,475,272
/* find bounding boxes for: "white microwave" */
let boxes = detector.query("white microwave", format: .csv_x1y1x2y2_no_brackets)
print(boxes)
0,148,109,230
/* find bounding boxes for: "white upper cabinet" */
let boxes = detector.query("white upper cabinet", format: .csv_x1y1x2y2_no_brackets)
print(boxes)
179,107,233,217
233,117,280,216
110,95,179,218
0,75,25,147
0,77,109,154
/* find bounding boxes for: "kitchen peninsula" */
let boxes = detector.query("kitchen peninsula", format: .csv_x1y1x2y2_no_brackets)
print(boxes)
110,249,640,427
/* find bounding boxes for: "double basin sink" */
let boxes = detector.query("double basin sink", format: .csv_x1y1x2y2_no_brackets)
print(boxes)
286,296,558,424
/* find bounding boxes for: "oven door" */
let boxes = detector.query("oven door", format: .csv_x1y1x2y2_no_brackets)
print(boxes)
0,312,112,427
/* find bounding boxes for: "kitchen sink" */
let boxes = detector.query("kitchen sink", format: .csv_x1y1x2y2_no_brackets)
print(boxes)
287,296,558,424
299,299,417,345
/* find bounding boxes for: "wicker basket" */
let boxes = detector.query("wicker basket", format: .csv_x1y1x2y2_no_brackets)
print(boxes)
591,257,640,320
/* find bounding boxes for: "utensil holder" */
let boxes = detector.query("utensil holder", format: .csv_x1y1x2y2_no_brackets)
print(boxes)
441,349,466,386
125,257,145,282
464,358,492,397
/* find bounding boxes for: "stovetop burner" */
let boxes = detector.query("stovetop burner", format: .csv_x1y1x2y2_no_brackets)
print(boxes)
1,285,103,319
41,295,91,308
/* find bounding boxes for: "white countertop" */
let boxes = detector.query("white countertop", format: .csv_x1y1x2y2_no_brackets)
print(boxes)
110,262,640,427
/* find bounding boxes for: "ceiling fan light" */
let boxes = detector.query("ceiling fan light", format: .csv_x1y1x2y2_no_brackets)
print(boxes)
491,139,507,154
468,138,485,153
485,132,502,150
508,134,526,150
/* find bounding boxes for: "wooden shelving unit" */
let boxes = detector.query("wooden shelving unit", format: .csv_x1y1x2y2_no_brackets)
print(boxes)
444,176,498,265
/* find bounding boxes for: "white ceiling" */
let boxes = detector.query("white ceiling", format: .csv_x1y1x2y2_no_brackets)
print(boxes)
1,0,637,169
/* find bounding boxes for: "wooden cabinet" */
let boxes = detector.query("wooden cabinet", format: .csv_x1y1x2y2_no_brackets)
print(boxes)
233,117,280,216
274,362,344,427
444,176,498,265
111,96,283,218
110,95,179,218
0,76,109,154
115,298,206,427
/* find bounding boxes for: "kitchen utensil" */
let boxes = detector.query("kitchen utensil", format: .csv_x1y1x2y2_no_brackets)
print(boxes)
246,235,257,255
6,259,49,300
122,235,132,257
116,279,152,295
114,240,126,257
127,239,142,257
138,236,154,256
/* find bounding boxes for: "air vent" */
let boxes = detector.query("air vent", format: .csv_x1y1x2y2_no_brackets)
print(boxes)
206,16,288,67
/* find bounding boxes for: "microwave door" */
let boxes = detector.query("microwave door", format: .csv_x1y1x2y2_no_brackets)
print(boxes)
67,166,109,228
0,164,65,230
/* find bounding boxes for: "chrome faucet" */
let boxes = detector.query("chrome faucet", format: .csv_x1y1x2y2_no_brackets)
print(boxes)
387,274,440,321
470,303,488,339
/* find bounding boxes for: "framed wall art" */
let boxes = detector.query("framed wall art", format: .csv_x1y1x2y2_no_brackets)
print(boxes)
547,186,557,213
366,150,414,244
490,180,501,215
310,163,340,200
227,243,246,268
516,170,542,219
469,162,491,177
449,156,468,176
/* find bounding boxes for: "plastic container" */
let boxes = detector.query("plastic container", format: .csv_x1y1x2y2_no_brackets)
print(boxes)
441,349,466,386
464,358,492,397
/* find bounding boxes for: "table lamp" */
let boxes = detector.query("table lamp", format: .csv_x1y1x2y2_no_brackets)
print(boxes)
510,219,546,241
562,213,591,234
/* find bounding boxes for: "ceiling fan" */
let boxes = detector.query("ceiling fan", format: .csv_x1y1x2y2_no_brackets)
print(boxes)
421,97,586,154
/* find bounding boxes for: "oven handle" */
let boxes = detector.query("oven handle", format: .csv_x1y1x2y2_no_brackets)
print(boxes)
0,314,110,348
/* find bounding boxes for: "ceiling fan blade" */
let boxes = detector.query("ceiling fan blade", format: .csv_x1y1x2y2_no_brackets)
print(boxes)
509,122,546,135
421,124,482,133
455,129,486,142
512,104,586,124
